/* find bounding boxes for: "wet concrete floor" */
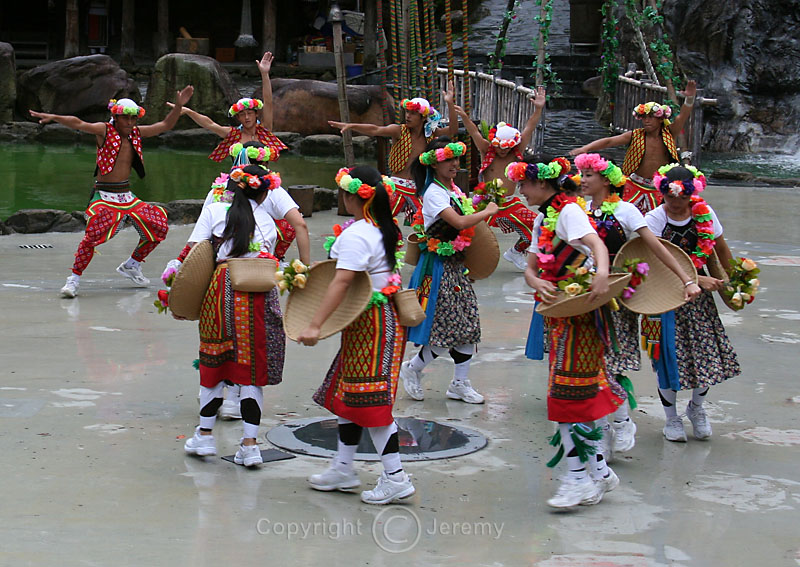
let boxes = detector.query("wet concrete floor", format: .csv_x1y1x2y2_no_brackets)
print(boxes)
0,184,798,566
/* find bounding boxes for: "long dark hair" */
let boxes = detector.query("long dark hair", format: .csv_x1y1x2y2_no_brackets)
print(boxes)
411,136,453,197
348,165,402,270
221,164,271,258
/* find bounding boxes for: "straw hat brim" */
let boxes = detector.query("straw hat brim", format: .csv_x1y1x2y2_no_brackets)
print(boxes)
169,240,216,321
612,237,698,315
536,272,632,318
283,259,373,341
463,221,500,280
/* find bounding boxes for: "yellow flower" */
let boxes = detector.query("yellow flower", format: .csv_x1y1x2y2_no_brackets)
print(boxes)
277,280,288,292
275,270,284,280
564,282,584,296
293,274,307,288
576,266,589,276
741,258,757,271
291,259,307,273
730,292,743,308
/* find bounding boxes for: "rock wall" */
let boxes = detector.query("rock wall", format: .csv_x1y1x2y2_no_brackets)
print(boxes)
0,43,15,123
664,0,800,152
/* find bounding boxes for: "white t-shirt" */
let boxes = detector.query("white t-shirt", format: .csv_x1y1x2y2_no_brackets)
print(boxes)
189,199,284,261
645,204,724,239
421,182,456,229
330,219,394,291
527,201,596,257
585,199,647,240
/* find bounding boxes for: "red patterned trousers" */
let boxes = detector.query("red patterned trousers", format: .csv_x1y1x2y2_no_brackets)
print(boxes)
488,196,536,252
72,195,168,275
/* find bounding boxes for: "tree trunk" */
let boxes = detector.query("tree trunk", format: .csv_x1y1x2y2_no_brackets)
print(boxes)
489,0,516,70
333,19,355,214
155,0,169,58
363,0,377,72
262,0,276,55
65,0,80,58
121,0,135,67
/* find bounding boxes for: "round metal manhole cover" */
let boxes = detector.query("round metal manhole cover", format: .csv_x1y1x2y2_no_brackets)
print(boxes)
266,416,487,461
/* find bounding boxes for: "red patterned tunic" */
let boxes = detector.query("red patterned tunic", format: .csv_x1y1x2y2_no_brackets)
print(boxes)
95,123,145,178
208,125,288,162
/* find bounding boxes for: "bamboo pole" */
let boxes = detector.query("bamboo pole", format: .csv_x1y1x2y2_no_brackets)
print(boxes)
534,0,547,86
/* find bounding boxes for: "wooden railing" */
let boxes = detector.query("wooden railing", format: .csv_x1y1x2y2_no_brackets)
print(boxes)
431,66,545,153
613,75,716,165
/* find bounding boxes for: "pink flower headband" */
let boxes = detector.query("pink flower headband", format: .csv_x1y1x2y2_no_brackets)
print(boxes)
633,101,672,121
574,153,626,188
488,122,521,149
108,98,145,118
229,167,281,191
652,163,706,197
400,98,433,117
229,98,264,117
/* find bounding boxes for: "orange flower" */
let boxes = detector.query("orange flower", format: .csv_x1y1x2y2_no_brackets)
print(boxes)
333,224,343,237
427,238,441,252
357,184,374,199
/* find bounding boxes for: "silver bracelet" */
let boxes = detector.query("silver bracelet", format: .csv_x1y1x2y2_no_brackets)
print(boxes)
684,280,695,287
685,95,696,106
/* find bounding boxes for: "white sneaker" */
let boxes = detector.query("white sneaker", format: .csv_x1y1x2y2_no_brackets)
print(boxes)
686,402,712,439
446,380,485,404
184,427,217,456
503,247,528,271
116,262,150,286
663,415,688,442
234,442,263,467
400,361,424,401
308,466,361,492
582,467,620,506
220,385,242,420
60,277,79,298
612,418,637,453
547,475,601,509
360,471,415,505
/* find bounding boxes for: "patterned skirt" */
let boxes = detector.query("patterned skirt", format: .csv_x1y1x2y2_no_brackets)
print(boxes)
649,290,740,390
407,252,481,348
198,264,285,388
313,302,407,427
547,312,624,423
605,304,641,376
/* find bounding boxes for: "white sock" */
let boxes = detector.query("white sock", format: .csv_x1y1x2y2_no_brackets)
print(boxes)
658,388,679,419
560,423,589,481
613,403,630,422
334,441,357,472
123,257,140,269
67,274,80,283
691,387,709,407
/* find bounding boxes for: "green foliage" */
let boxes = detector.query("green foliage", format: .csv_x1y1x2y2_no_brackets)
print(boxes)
530,0,561,95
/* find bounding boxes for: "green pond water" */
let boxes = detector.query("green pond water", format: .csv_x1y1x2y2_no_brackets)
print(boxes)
0,144,344,219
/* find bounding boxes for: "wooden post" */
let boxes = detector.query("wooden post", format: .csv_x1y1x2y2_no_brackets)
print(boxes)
120,0,135,67
155,0,169,58
535,0,547,86
262,0,277,55
363,0,378,72
65,0,80,58
331,4,355,215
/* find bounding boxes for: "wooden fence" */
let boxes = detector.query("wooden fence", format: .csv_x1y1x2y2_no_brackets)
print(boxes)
613,75,716,166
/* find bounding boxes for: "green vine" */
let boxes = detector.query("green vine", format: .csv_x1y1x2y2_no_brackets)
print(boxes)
626,0,682,92
530,0,561,95
598,0,621,99
488,0,521,71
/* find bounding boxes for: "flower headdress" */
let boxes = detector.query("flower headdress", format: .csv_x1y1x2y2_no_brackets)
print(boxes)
419,141,467,165
401,98,442,138
505,157,571,183
652,163,707,197
229,98,264,117
335,167,396,227
229,167,281,191
108,98,145,118
229,142,276,165
488,122,521,149
633,101,672,124
574,153,627,188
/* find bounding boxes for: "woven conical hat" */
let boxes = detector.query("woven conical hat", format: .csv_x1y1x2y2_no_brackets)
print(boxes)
536,272,632,318
612,237,697,315
283,259,373,341
463,221,500,280
169,240,216,321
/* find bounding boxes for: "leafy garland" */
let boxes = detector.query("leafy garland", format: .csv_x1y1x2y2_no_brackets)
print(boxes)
530,0,561,95
599,0,622,99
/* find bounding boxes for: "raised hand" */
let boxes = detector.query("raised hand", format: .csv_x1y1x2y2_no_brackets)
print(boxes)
681,79,697,99
29,110,54,124
328,120,351,133
452,104,468,119
442,80,455,105
257,51,274,75
176,85,194,106
532,86,546,109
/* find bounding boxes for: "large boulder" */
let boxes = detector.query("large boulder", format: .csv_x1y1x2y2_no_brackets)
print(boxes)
18,55,139,122
0,42,15,123
143,54,240,130
663,0,800,152
3,209,86,234
270,78,391,136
